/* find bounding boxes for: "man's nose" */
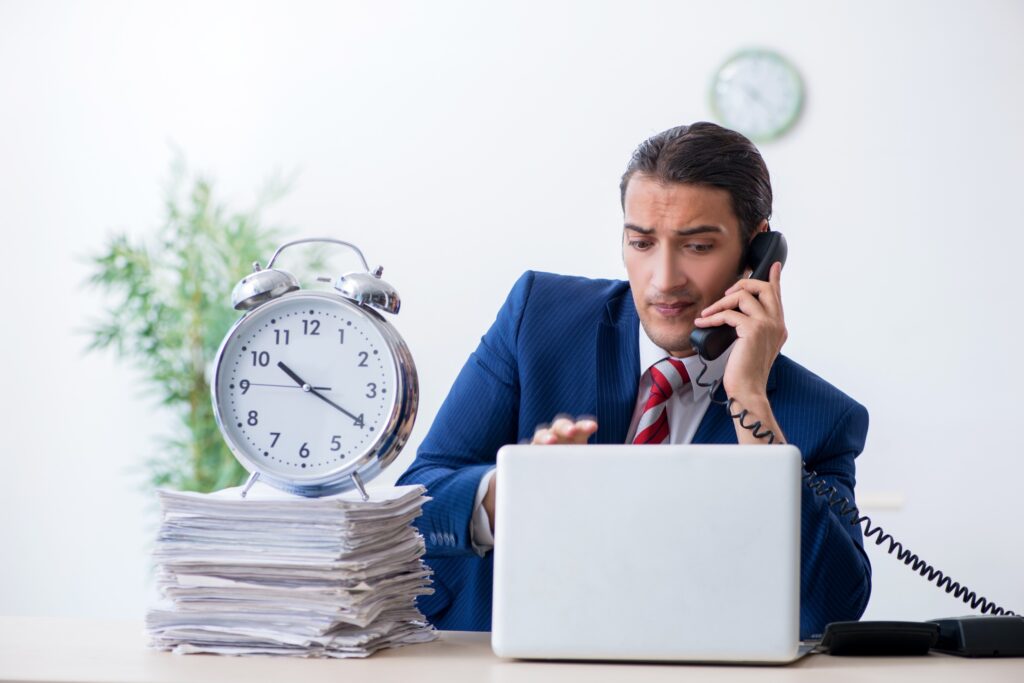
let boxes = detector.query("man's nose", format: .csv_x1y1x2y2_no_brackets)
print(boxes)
650,247,687,293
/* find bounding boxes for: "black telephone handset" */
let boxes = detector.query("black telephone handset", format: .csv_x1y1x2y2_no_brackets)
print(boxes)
689,231,788,361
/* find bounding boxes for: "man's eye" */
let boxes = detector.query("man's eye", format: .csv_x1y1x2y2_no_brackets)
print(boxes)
629,240,653,250
687,243,714,253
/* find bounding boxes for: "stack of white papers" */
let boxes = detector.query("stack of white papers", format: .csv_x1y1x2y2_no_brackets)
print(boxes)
146,482,438,657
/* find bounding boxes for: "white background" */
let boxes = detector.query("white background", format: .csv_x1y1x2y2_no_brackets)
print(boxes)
1,0,1022,623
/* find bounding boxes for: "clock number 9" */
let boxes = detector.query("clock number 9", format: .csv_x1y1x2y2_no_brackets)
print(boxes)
239,380,250,394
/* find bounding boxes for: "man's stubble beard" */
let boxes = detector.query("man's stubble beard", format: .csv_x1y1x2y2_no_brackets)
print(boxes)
638,316,697,358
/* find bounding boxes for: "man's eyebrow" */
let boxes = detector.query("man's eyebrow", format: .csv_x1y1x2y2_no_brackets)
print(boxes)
623,223,724,236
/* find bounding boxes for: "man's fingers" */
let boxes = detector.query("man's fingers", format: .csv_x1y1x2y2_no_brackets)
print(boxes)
532,416,599,445
769,261,784,318
551,417,576,439
572,418,598,443
700,290,766,320
693,308,746,330
531,428,557,445
725,261,783,293
717,270,783,319
769,260,782,290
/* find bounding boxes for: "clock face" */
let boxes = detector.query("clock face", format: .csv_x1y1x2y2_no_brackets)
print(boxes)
213,293,399,481
711,49,803,142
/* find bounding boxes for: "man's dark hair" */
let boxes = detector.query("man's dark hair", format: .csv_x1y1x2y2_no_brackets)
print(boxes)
619,122,773,244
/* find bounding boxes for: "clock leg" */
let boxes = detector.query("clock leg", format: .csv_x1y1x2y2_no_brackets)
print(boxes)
351,472,369,502
240,471,261,498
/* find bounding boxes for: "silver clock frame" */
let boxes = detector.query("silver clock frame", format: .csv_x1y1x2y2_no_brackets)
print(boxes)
210,239,418,499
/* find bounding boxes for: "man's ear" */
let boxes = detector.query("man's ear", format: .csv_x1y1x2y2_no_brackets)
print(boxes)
749,219,770,243
738,219,771,276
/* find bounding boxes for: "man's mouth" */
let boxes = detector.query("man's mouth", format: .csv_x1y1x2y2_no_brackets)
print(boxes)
649,301,695,318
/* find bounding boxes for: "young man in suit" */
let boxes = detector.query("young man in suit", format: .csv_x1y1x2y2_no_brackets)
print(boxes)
397,122,871,639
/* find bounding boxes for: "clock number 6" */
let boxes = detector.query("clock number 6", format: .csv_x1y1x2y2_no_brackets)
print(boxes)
299,442,310,458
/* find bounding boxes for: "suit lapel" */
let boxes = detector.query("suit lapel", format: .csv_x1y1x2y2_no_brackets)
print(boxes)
595,290,640,445
692,400,735,444
692,359,779,444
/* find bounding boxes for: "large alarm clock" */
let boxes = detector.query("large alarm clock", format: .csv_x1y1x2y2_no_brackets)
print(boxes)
211,238,418,499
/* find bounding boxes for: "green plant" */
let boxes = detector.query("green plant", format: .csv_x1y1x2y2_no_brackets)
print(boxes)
86,160,319,492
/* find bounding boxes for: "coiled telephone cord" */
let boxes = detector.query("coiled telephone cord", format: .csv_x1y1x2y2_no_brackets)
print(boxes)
694,356,1016,617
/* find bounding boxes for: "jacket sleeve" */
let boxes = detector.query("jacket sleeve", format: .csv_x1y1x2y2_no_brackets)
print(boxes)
396,272,534,558
799,401,872,638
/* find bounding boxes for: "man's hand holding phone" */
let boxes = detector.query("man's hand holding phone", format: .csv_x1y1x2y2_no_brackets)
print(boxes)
694,260,788,444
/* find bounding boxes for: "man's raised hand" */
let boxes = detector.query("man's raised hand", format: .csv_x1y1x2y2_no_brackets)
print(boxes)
531,415,599,445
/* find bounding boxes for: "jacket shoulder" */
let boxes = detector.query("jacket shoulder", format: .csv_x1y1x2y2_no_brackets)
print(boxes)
771,355,869,456
772,356,861,406
518,271,631,324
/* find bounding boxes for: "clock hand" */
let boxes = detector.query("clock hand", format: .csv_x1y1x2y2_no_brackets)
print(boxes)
247,382,332,391
742,84,765,104
277,361,315,390
276,362,363,425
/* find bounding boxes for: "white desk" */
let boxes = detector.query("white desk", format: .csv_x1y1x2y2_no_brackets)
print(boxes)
1,617,1022,682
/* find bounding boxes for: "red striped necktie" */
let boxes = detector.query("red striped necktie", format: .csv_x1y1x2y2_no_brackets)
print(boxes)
632,357,691,445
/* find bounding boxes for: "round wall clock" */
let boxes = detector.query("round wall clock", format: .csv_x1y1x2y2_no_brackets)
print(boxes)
710,48,804,142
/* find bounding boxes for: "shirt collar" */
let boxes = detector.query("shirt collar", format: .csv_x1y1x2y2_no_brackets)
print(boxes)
638,324,733,402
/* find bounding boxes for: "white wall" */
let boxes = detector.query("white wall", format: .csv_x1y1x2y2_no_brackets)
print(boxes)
1,0,1022,623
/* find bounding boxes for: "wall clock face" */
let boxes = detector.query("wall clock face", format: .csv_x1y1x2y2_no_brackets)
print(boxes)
711,49,804,142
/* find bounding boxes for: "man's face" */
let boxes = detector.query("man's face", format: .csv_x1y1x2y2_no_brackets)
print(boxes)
622,175,749,357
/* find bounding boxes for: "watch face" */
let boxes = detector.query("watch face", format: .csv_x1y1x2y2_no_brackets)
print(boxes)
711,49,803,142
213,293,399,482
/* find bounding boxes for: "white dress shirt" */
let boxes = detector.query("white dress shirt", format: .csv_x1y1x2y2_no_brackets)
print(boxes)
469,326,733,555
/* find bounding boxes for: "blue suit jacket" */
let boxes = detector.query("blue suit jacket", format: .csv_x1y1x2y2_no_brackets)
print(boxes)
397,271,872,639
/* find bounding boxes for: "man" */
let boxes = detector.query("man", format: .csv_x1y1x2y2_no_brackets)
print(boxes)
397,122,871,639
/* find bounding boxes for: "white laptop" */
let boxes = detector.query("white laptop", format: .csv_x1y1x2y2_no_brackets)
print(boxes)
491,444,808,664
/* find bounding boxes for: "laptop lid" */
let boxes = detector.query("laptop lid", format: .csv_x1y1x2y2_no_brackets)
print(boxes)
491,444,803,663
